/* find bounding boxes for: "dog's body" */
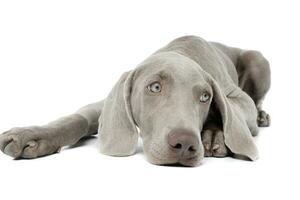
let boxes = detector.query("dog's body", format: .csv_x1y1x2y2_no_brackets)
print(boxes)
0,36,270,166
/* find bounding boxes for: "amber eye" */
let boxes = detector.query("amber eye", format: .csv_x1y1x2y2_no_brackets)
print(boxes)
200,92,210,102
147,82,162,93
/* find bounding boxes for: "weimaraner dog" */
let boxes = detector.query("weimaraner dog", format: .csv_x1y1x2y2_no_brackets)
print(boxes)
0,36,270,166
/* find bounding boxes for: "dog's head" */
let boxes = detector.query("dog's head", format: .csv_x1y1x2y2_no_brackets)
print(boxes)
99,52,258,166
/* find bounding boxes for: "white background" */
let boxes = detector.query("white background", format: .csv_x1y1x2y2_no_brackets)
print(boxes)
0,0,299,199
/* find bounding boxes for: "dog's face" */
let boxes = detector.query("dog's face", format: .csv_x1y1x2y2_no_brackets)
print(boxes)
99,52,218,166
100,51,259,166
130,53,214,166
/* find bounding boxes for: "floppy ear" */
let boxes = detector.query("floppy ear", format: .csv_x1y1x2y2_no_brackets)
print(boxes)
99,70,138,156
207,74,259,160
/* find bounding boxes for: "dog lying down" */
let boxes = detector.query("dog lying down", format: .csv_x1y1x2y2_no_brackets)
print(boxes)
0,36,271,166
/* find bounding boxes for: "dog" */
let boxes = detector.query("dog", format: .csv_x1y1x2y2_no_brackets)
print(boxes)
0,36,270,166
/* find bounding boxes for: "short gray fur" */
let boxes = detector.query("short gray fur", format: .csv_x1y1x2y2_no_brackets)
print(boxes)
0,36,270,166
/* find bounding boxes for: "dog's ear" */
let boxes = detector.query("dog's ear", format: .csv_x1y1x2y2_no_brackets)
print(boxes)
206,73,259,160
99,70,138,156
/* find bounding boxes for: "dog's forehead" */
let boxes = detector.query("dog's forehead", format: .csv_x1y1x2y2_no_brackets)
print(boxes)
135,52,204,82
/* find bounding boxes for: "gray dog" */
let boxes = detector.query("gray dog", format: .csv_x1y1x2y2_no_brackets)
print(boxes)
0,36,270,166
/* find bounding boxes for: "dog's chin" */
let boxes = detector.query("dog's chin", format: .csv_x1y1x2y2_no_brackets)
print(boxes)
147,154,202,167
178,156,202,167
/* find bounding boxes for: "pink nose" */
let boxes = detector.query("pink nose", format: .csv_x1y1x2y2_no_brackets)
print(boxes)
167,128,199,158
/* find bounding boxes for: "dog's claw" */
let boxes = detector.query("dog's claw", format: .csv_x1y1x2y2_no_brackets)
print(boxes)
27,141,37,147
212,144,220,151
204,143,210,150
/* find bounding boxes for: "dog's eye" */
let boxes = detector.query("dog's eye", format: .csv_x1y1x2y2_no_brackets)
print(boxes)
147,82,162,93
200,92,210,102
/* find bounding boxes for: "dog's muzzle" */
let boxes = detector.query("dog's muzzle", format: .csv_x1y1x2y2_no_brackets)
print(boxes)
167,128,202,166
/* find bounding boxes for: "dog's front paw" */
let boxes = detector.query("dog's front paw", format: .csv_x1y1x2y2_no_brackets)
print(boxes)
257,110,270,127
201,129,229,157
0,127,60,159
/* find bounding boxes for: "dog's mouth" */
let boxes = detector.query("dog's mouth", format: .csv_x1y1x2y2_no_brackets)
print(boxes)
158,156,200,167
148,147,201,167
177,156,200,167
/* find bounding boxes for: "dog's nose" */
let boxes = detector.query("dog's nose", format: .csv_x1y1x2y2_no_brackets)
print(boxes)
167,129,199,158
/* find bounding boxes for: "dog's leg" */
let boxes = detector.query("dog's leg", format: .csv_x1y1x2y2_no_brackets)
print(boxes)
211,42,271,127
0,100,104,158
238,50,271,127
